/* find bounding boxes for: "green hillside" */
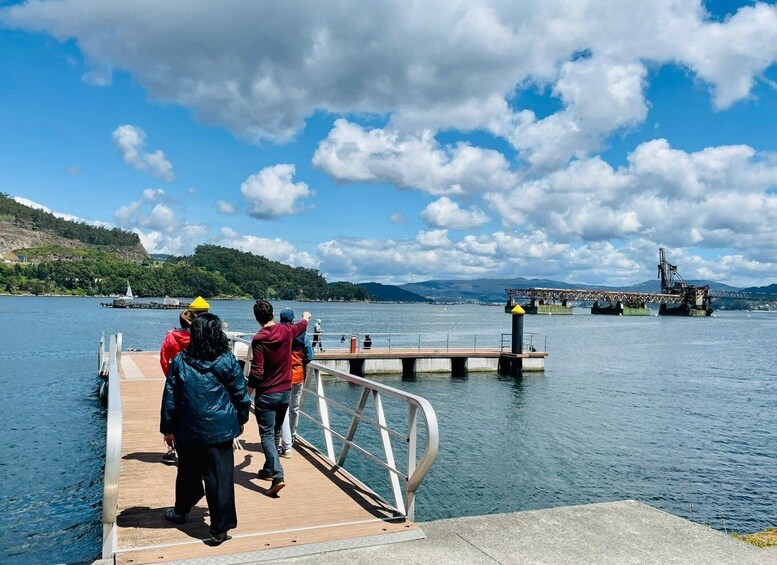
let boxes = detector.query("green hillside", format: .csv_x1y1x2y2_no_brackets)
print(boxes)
0,196,369,300
358,282,428,302
187,245,369,301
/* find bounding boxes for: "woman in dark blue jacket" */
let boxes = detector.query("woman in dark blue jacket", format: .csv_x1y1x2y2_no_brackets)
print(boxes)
160,313,251,546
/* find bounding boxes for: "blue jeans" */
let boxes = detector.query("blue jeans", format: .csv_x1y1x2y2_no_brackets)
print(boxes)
255,390,290,480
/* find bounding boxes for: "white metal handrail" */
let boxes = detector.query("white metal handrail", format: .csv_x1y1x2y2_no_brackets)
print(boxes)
302,361,439,520
500,332,547,353
101,333,123,559
227,335,439,520
313,332,508,353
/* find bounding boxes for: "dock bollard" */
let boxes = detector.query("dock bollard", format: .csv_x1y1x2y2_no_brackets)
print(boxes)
350,335,357,353
511,304,525,354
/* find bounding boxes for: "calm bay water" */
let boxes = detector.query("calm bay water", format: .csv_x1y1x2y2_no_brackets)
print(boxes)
0,296,775,563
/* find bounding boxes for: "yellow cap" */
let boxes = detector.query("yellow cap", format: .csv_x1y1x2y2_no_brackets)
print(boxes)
190,296,210,312
511,304,525,315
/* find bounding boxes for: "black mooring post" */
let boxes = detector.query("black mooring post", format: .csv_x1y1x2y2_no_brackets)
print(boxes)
451,357,467,379
349,358,365,377
511,304,525,354
401,358,416,380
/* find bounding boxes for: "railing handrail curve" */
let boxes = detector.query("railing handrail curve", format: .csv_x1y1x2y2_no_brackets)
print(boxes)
227,335,439,520
102,333,123,558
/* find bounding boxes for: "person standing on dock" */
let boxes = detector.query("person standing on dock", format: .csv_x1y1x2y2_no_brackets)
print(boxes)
248,300,310,496
158,308,198,465
312,318,324,351
277,308,314,458
160,313,251,546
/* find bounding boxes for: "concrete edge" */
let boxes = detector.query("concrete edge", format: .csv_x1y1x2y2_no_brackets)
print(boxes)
165,528,426,564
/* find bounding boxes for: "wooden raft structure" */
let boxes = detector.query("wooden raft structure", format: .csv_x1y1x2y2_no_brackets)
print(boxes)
99,335,438,563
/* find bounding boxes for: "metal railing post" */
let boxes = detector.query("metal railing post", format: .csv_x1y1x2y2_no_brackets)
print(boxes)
314,367,336,461
373,390,405,514
406,404,418,518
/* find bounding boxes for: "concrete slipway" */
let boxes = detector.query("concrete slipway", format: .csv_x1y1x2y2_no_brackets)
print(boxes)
113,500,775,564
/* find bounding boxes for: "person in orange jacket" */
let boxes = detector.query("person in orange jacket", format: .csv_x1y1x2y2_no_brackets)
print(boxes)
278,308,314,458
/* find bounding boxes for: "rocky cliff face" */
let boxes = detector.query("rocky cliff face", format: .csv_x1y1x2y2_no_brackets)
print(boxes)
0,218,148,262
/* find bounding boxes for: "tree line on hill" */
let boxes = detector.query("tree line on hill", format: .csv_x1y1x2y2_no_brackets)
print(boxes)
1,244,371,300
0,193,371,299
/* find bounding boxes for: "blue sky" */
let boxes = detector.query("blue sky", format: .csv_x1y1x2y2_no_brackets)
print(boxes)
2,1,777,286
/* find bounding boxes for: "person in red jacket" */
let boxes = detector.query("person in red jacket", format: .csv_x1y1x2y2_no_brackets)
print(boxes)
159,308,197,464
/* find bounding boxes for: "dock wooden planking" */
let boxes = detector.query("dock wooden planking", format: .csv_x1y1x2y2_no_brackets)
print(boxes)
115,351,420,564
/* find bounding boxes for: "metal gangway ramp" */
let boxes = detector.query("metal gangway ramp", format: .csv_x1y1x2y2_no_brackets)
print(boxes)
98,334,438,563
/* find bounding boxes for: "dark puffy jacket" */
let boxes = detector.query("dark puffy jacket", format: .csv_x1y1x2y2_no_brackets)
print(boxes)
160,350,251,446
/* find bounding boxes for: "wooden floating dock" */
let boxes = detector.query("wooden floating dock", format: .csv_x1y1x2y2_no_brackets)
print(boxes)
309,347,547,377
111,351,422,563
100,300,191,309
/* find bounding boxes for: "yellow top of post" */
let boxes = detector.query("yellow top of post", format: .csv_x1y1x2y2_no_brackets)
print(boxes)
190,296,210,312
511,304,525,315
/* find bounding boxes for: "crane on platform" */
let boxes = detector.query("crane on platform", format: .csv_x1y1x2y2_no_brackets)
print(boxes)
656,248,713,316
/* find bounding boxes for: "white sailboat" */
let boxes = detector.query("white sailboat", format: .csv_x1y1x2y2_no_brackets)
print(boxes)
123,281,134,300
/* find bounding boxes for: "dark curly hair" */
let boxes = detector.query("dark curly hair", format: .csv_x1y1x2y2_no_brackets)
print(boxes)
187,313,229,361
253,299,274,325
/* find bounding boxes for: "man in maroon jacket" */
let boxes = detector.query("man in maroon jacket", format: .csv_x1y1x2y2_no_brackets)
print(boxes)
248,300,310,496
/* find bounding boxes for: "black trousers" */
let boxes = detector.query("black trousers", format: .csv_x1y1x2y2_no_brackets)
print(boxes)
174,441,237,534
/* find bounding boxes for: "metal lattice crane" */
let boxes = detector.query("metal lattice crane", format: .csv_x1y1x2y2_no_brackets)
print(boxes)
657,247,685,294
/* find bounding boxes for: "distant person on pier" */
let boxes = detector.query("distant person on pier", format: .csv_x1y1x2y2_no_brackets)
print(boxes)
248,300,310,496
160,313,251,546
277,308,315,458
312,319,324,351
363,335,372,349
158,308,197,465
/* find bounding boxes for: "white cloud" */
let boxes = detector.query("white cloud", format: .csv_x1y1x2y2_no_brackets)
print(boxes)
313,119,518,196
316,230,650,285
113,189,208,254
111,124,174,181
498,58,649,169
11,196,110,227
682,3,777,109
137,223,209,255
416,229,451,248
65,165,82,175
389,212,410,224
214,227,317,267
240,164,311,219
8,0,776,152
421,197,490,230
216,200,236,215
483,140,777,253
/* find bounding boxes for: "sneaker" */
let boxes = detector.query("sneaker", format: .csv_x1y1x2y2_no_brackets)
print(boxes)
164,508,186,524
161,450,177,466
280,447,292,459
257,469,272,481
206,530,232,546
266,477,286,496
